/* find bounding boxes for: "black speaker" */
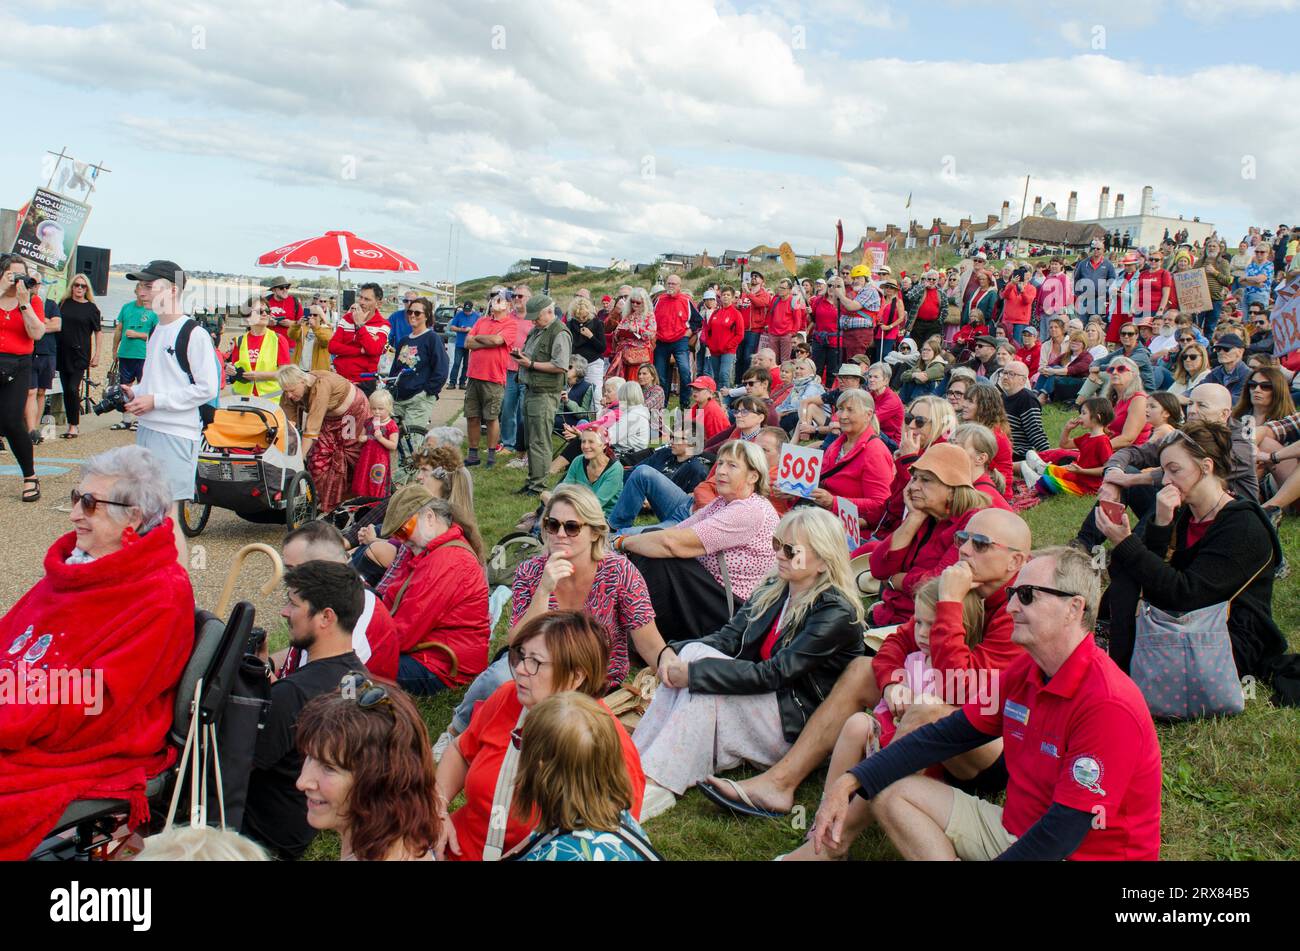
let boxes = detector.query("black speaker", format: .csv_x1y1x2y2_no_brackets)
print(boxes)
342,289,356,310
74,245,111,296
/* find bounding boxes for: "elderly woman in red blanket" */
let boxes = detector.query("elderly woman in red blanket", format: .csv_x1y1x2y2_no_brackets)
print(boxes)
0,446,194,860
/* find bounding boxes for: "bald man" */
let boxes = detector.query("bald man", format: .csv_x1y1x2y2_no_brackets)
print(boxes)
705,508,1033,819
1076,382,1258,548
1000,359,1050,460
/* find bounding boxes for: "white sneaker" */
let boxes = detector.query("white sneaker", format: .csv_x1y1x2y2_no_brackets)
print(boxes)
432,731,453,763
1024,450,1045,472
639,783,678,822
1018,461,1040,485
506,457,527,470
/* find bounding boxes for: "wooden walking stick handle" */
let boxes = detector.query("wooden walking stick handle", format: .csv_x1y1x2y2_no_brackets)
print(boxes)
216,543,285,617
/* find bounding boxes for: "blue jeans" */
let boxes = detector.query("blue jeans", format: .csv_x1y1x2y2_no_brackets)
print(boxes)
450,345,469,386
877,337,896,360
500,369,525,449
708,353,736,390
737,331,761,379
608,465,694,531
1197,300,1224,337
397,655,450,696
1009,323,1029,344
450,654,512,734
654,337,694,407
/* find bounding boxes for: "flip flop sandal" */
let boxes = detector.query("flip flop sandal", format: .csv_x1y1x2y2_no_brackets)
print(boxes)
697,778,789,819
110,422,133,430
22,478,40,503
59,432,79,439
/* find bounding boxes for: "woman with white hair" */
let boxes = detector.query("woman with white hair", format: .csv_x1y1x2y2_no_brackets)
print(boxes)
617,439,780,639
633,506,866,820
0,445,195,859
612,288,656,379
605,380,651,455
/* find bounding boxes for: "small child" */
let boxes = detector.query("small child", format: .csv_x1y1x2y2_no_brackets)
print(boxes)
1031,397,1115,496
352,389,400,499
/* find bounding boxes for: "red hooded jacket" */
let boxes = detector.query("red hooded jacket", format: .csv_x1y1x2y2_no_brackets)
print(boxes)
382,525,490,689
0,524,193,860
653,293,692,343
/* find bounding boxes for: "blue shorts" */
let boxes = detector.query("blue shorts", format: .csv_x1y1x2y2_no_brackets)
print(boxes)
118,357,146,386
30,353,55,390
135,426,199,501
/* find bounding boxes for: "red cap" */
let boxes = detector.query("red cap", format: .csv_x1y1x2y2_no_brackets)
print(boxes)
601,294,613,304
691,375,717,392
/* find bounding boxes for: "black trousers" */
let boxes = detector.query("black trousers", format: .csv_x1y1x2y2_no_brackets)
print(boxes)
58,366,87,426
627,551,733,640
0,354,34,477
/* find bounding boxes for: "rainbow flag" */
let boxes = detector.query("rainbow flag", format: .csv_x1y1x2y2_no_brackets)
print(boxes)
1037,464,1094,497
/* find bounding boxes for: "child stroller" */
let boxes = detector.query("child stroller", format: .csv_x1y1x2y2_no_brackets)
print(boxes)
180,394,318,537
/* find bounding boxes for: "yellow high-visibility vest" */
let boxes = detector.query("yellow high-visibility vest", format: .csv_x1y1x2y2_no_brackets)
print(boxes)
232,332,283,399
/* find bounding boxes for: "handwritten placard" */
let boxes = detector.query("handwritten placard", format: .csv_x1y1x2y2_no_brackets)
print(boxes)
1271,275,1300,358
836,497,862,549
1173,268,1212,315
775,443,823,499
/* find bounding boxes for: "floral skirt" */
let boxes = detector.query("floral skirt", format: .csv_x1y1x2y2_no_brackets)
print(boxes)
307,388,372,513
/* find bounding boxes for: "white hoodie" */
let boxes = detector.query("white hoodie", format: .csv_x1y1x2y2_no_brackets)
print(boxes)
133,315,221,441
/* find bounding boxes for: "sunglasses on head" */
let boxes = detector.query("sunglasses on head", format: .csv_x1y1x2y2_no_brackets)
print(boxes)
543,517,585,537
771,537,802,559
339,671,391,710
905,413,929,428
1007,583,1080,606
70,489,133,516
954,530,1020,554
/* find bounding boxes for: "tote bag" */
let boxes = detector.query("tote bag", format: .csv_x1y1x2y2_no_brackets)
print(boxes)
1130,560,1267,720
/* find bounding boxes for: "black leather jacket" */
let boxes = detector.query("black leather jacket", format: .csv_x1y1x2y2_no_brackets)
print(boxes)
669,586,865,742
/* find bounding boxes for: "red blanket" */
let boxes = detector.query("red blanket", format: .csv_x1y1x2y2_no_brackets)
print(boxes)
0,523,194,859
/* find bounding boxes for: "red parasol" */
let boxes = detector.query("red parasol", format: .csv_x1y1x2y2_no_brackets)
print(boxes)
256,230,419,297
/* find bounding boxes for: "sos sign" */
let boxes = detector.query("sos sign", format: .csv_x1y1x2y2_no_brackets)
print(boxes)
776,444,823,499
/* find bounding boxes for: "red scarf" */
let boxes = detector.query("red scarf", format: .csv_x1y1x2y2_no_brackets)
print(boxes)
0,523,194,859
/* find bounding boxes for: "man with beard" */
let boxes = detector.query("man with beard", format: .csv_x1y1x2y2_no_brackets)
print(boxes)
242,561,368,860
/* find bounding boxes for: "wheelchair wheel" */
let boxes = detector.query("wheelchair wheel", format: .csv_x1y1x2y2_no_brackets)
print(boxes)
285,470,318,530
179,499,211,537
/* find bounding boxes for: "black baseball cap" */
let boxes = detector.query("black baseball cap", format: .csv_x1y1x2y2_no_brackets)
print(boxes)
1214,333,1244,349
126,260,186,287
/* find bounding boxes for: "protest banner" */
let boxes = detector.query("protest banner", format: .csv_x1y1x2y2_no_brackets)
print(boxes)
11,188,91,271
1271,275,1300,358
861,241,888,270
775,443,823,499
836,497,861,549
1172,268,1212,315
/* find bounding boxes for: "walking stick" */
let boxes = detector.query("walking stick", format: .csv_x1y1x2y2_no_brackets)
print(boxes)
216,543,285,618
835,220,845,384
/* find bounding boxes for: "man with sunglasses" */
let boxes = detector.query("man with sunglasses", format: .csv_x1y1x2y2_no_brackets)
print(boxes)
815,546,1161,861
1245,308,1275,359
244,560,369,860
706,508,1032,820
1241,242,1275,313
1076,383,1257,549
1206,332,1249,402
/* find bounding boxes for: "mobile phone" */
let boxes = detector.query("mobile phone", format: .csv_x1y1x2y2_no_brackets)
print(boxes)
1099,499,1126,524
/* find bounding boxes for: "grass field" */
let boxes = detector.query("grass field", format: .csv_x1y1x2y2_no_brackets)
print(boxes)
306,404,1300,861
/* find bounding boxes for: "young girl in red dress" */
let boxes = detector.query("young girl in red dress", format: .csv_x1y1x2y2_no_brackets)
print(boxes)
352,389,400,499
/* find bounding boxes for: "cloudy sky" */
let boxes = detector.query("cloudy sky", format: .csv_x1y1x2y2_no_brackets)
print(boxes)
5,0,1299,283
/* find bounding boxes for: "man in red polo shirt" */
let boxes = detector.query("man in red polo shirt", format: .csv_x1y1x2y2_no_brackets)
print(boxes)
816,545,1161,861
264,277,303,355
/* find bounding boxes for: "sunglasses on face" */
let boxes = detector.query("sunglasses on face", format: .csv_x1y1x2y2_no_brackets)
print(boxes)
1214,346,1234,353
1107,366,1130,375
904,413,929,428
339,672,391,709
70,489,133,516
954,530,1020,554
543,517,585,537
1006,583,1080,606
390,511,421,543
771,538,803,560
1248,380,1274,391
1119,331,1137,338
1182,353,1201,361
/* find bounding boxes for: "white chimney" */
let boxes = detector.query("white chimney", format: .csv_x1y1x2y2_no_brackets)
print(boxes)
1140,185,1154,217
1000,201,1010,226
1033,196,1042,216
1114,193,1125,218
1099,187,1110,220
1067,191,1078,222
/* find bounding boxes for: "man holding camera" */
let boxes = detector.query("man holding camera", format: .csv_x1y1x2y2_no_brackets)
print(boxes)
120,260,221,566
328,282,391,395
516,294,571,496
999,267,1037,344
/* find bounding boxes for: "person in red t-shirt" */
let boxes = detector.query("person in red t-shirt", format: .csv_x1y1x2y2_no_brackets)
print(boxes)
264,278,303,355
686,376,730,441
328,282,391,391
435,611,645,861
816,546,1161,862
1135,251,1173,320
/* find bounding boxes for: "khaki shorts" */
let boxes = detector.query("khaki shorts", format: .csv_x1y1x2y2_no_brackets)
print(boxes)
464,379,504,421
944,788,1018,861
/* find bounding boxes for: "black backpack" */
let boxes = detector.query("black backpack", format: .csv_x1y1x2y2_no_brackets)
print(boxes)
173,318,219,426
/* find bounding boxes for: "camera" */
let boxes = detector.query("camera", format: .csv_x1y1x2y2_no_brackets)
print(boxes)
91,383,129,416
246,627,268,655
